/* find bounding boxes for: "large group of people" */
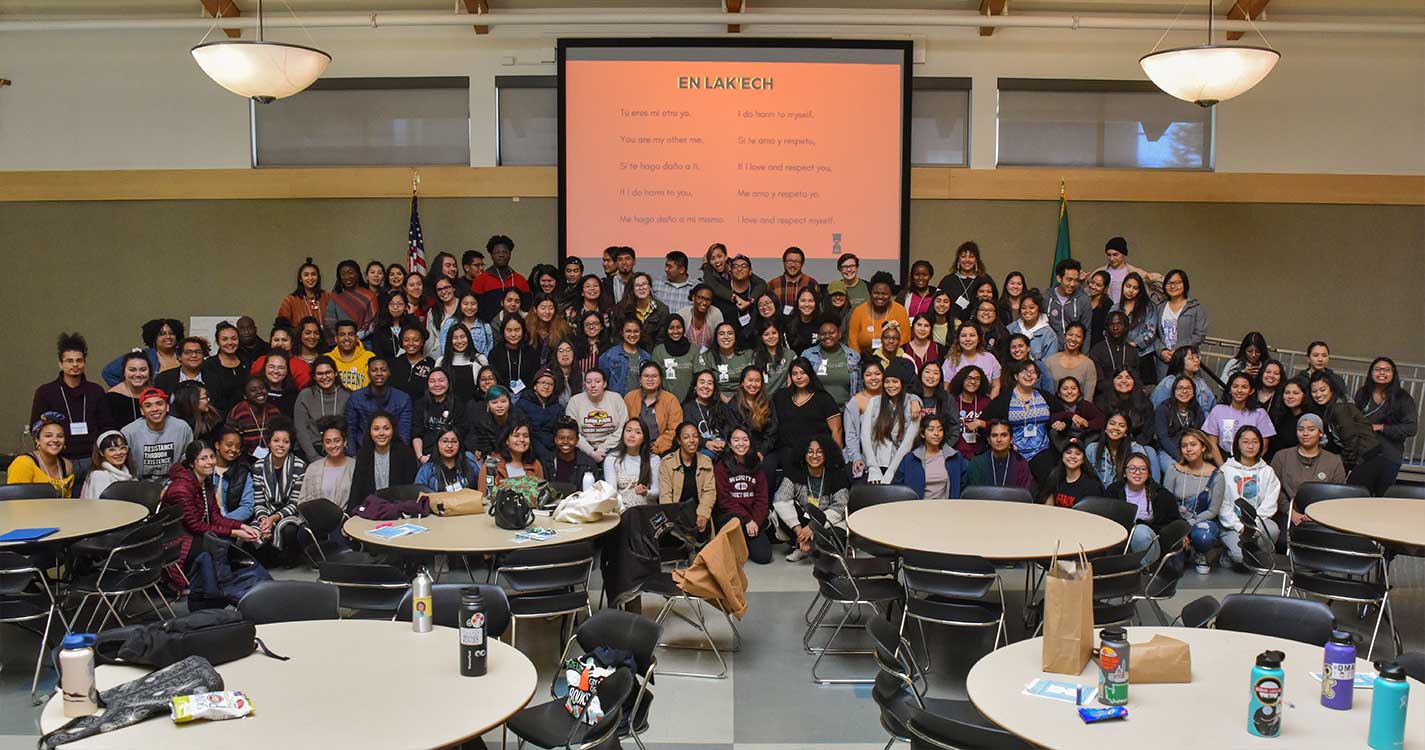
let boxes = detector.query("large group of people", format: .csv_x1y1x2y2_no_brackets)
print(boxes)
18,234,1418,571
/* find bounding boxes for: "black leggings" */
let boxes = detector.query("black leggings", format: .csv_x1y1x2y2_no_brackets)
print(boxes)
713,510,772,565
1348,453,1400,496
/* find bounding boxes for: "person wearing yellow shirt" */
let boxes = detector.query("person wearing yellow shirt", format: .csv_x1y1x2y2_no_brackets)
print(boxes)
8,412,75,497
845,271,910,357
326,320,375,392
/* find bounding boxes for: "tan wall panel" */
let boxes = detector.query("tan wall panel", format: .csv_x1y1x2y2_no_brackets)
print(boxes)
3,196,1421,451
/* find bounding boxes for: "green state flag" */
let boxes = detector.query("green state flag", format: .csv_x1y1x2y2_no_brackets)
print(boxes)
1052,189,1071,286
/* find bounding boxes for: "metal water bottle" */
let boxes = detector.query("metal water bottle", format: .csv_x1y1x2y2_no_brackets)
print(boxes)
458,588,488,677
1368,661,1410,750
59,633,98,717
1095,627,1130,706
1321,629,1356,710
411,569,433,633
1248,650,1286,738
484,456,499,495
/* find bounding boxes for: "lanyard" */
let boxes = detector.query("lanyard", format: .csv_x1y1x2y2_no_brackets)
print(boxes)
59,388,85,424
991,455,1009,486
506,348,524,378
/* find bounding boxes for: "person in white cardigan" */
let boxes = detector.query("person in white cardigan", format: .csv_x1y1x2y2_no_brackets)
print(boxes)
860,362,921,484
298,416,355,508
80,430,134,499
1197,426,1281,567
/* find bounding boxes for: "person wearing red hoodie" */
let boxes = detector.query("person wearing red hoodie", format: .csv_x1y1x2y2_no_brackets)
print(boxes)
161,440,261,573
713,427,771,564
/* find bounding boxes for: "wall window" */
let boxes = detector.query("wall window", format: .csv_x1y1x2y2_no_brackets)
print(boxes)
997,79,1213,170
253,77,470,167
497,76,557,166
911,77,970,167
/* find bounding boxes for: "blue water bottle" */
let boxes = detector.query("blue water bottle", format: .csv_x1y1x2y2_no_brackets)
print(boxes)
1368,661,1410,750
1248,650,1286,738
1321,629,1357,710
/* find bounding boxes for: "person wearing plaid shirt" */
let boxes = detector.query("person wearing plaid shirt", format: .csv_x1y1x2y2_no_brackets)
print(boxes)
652,250,696,312
766,246,820,316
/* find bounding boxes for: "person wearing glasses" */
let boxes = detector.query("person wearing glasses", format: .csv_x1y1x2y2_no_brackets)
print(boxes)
81,430,134,499
1105,451,1182,565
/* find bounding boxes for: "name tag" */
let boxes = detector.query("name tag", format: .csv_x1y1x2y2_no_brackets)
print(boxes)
70,421,89,437
1023,424,1038,437
510,379,526,394
871,338,881,350
955,295,969,309
253,445,269,461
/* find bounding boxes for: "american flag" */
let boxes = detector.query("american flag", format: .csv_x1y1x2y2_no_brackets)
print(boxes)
407,194,427,274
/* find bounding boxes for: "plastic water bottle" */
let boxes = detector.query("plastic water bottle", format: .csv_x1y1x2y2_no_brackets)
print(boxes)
1248,650,1286,738
581,470,595,493
459,588,487,677
1368,661,1410,750
411,569,433,633
59,633,98,717
1095,627,1130,706
1321,629,1356,710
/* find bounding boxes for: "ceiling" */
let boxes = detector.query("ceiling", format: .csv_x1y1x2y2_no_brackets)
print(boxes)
1,0,1422,19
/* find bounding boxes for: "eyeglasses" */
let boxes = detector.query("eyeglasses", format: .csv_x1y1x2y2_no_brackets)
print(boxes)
1125,466,1150,474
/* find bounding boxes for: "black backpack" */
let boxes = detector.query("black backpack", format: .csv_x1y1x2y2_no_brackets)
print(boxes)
489,486,534,530
94,609,283,668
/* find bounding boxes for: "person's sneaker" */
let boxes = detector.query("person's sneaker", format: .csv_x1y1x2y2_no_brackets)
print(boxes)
785,548,809,563
1192,552,1210,575
1219,554,1237,569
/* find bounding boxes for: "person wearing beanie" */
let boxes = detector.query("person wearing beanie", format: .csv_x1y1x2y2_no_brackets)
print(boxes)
1092,236,1163,304
1272,411,1346,525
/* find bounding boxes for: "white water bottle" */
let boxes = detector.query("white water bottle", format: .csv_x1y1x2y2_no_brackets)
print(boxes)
581,471,595,493
412,570,433,633
60,633,98,717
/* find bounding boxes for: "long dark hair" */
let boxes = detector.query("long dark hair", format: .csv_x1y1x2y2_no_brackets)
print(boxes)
290,257,323,298
1118,272,1149,328
1355,356,1408,411
721,427,757,473
1092,410,1138,483
172,382,222,437
495,419,534,465
1163,375,1204,445
948,364,987,398
442,323,475,363
335,259,363,293
613,419,653,487
752,320,789,373
872,367,910,444
785,357,825,396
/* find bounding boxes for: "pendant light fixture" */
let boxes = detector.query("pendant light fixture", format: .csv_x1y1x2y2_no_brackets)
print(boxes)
1140,0,1279,108
191,0,330,103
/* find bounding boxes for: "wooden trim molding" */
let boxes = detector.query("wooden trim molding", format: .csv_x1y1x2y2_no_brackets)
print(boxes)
1,166,1420,206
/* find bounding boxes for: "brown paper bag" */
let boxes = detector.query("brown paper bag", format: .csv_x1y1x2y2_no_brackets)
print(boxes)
1042,547,1094,674
1130,635,1192,684
424,489,484,516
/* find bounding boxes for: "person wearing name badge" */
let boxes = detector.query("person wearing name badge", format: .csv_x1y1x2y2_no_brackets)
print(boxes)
714,253,767,339
973,298,1011,363
226,376,283,459
598,318,654,397
775,436,849,562
899,260,936,318
624,362,683,456
772,358,844,473
785,288,824,355
32,332,111,474
901,313,940,376
843,359,884,480
8,413,76,497
985,358,1057,484
738,292,783,351
845,271,910,357
751,321,794,394
860,360,920,485
409,367,467,460
651,314,699,401
122,387,194,483
943,321,1002,400
964,420,1033,492
415,427,480,492
490,315,538,396
477,421,546,492
695,323,750,401
935,241,989,322
868,319,913,371
800,319,861,404
766,246,819,318
948,365,991,460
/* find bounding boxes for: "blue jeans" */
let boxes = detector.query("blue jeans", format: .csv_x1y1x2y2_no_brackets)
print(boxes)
1189,519,1222,553
1129,523,1159,565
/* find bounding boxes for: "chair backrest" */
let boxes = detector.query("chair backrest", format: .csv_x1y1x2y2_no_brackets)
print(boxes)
0,483,59,501
960,485,1033,503
1398,652,1425,683
297,498,347,534
394,583,510,636
1177,594,1221,628
1216,593,1334,646
901,550,997,600
1294,482,1370,512
575,608,663,675
582,667,635,742
1088,553,1144,601
1384,484,1425,500
99,480,163,512
375,483,427,503
1072,496,1137,532
0,550,43,596
849,483,921,514
238,580,340,624
317,561,409,587
866,613,917,682
908,704,1026,750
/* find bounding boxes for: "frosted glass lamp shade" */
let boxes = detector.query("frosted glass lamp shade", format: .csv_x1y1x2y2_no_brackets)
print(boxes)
1140,45,1280,107
192,40,331,103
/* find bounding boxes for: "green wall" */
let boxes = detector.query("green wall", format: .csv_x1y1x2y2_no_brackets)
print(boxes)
4,196,1421,448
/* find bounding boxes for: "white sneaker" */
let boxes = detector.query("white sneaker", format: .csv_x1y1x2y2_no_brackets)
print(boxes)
1192,552,1210,575
785,548,809,563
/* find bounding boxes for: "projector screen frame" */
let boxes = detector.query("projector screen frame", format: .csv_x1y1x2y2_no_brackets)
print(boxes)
556,36,914,284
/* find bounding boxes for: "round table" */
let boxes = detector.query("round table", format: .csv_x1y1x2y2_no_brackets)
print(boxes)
1307,497,1425,547
0,499,147,548
847,499,1127,560
40,619,538,749
344,511,619,554
966,626,1425,749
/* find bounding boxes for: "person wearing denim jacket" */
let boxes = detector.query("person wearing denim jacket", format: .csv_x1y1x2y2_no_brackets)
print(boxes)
597,343,653,397
800,341,862,404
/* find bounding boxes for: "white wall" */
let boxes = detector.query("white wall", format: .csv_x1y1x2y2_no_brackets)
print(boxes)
0,23,1420,174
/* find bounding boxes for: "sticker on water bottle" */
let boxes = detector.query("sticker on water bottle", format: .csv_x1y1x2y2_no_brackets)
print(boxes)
460,612,485,645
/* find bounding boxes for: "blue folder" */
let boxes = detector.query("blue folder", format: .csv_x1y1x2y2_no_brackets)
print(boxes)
0,527,60,542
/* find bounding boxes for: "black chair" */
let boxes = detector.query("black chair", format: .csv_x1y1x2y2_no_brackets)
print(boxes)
1215,593,1334,646
899,551,1005,669
0,550,67,702
907,704,1032,750
503,666,635,750
393,583,510,636
1234,498,1287,595
799,502,894,634
316,561,409,618
98,480,162,513
1135,520,1191,624
1287,524,1399,659
149,503,188,593
1384,485,1425,500
0,483,59,501
1173,594,1221,628
495,541,596,649
1072,497,1137,537
848,484,920,559
67,521,171,631
960,486,1033,503
238,580,340,624
805,511,904,684
1398,651,1425,683
296,498,372,565
1031,552,1143,630
375,483,427,503
1294,482,1371,511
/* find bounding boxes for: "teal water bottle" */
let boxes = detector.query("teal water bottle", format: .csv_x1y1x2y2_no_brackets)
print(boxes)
1248,650,1286,738
1368,661,1410,750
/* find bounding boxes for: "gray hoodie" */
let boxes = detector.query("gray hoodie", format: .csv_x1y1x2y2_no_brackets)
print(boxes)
1046,287,1091,345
